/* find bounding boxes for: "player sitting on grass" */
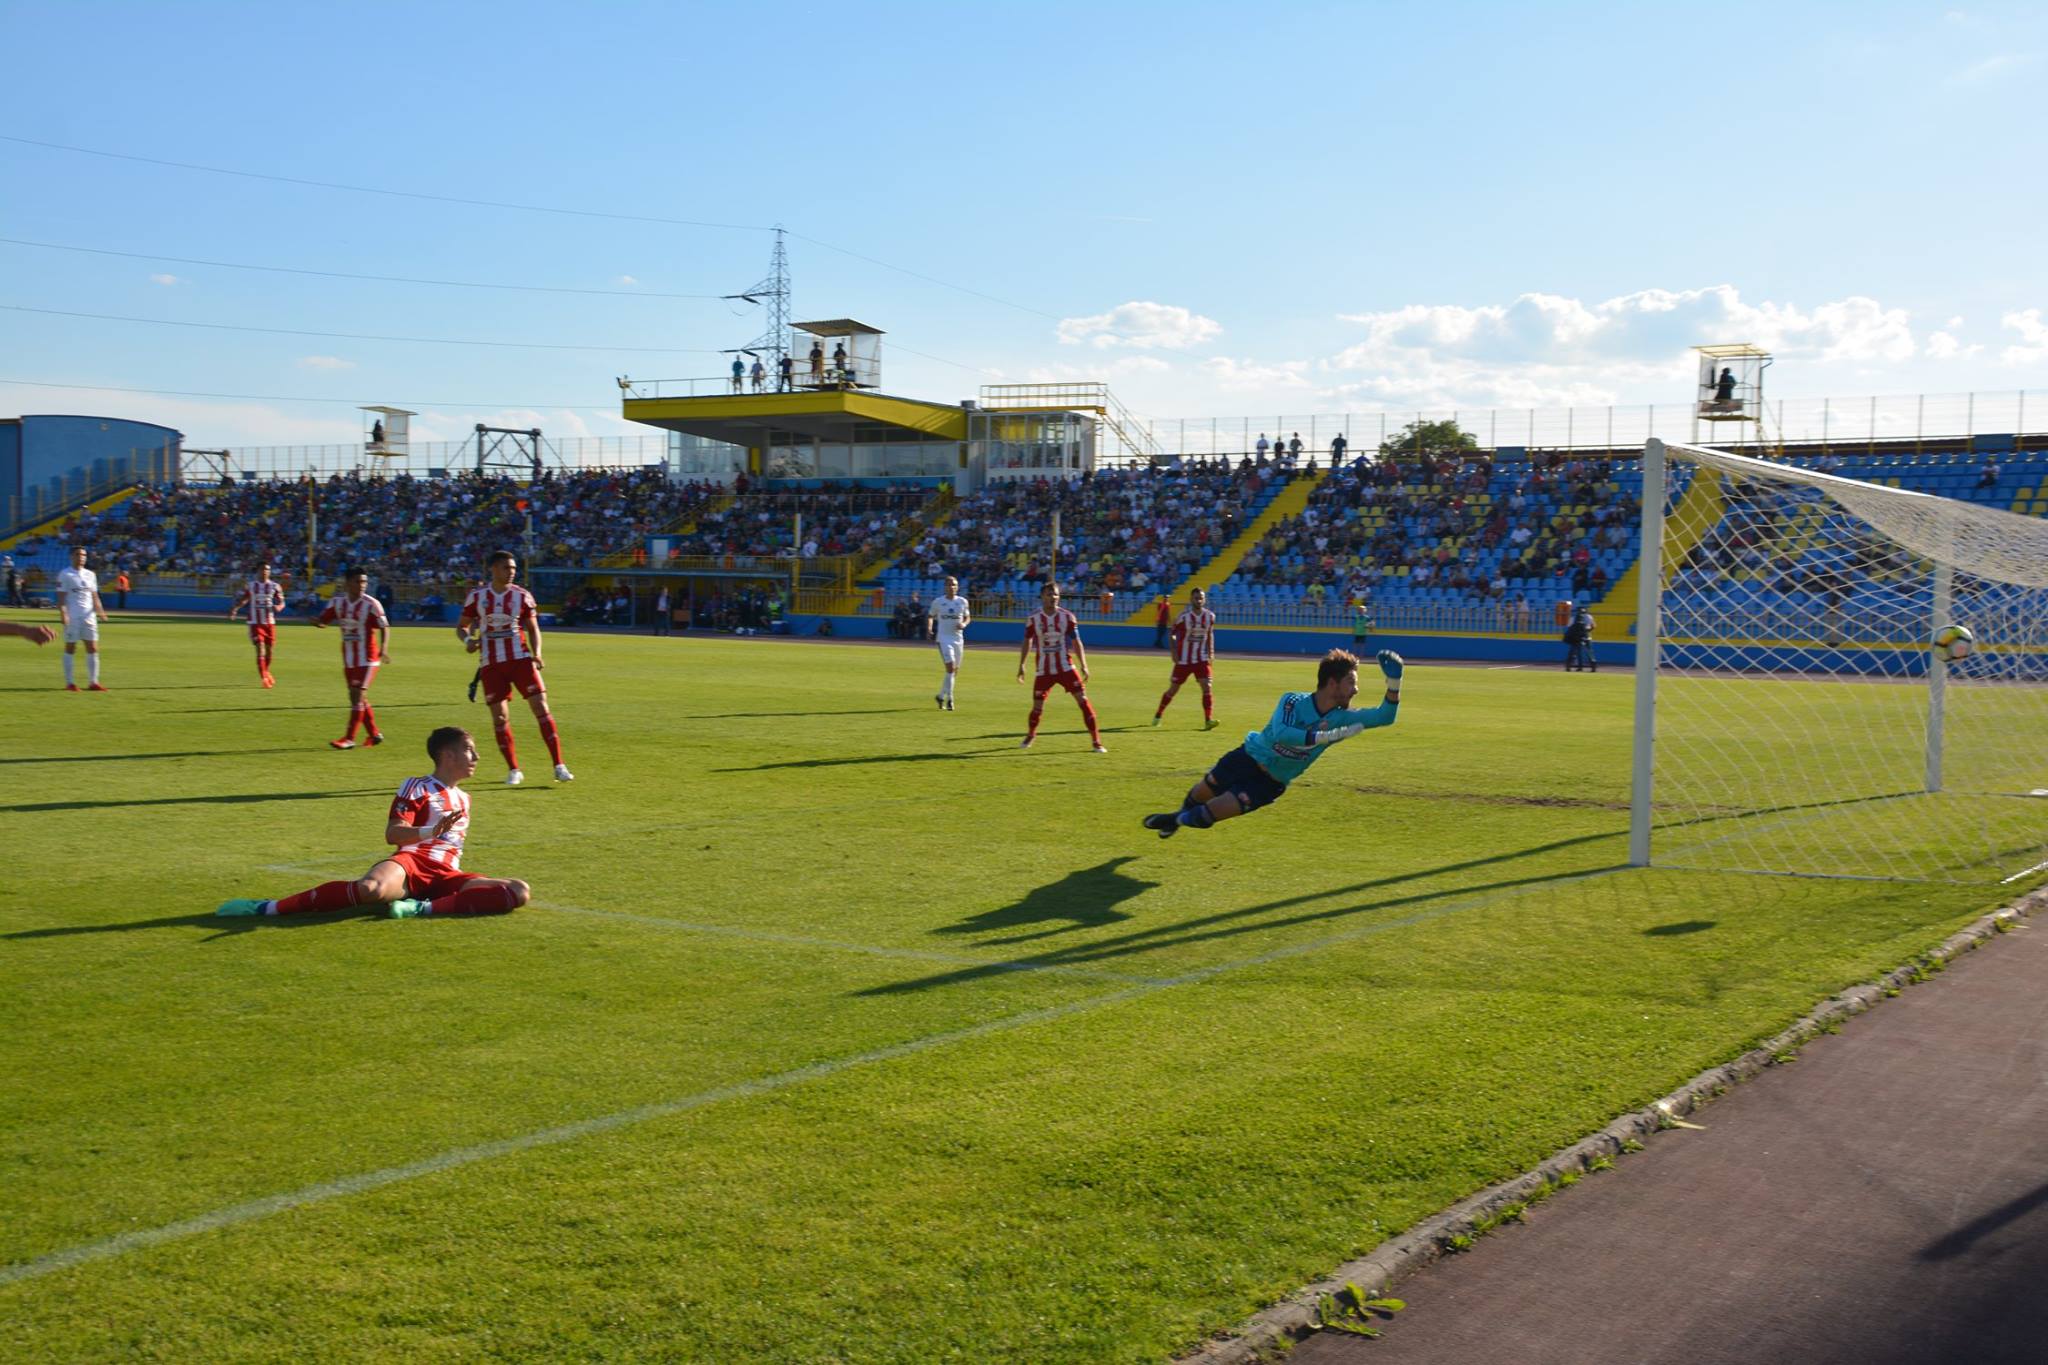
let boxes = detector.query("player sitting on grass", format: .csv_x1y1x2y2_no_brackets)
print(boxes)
216,725,532,919
1142,648,1403,838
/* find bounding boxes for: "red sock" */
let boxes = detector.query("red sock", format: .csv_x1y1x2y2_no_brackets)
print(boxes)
1156,690,1174,718
494,721,518,769
1079,699,1102,743
255,653,268,678
362,703,378,736
1026,704,1044,739
274,880,358,914
430,884,518,916
538,714,564,765
344,704,363,740
1201,690,1214,721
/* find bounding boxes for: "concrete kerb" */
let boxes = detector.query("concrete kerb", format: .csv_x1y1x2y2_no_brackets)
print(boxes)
1176,887,2048,1364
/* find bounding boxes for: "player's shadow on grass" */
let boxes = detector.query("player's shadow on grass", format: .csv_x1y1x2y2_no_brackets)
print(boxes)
0,683,224,692
857,831,1624,996
933,857,1156,944
0,746,305,765
3,908,369,941
1645,920,1717,936
0,788,391,814
715,747,1016,773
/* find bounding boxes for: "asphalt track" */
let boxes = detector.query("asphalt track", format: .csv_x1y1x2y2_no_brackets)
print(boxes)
1292,913,2048,1365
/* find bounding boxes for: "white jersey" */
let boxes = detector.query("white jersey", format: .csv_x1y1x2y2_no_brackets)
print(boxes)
928,594,970,639
56,567,99,625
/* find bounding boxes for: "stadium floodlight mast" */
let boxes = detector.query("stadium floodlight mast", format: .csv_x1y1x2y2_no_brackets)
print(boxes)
1629,436,2048,884
724,226,791,378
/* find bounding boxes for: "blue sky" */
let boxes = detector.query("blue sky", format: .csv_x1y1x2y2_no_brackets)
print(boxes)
1,0,2043,449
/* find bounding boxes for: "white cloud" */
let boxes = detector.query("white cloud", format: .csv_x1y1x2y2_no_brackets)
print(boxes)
1953,51,2039,83
1926,331,1981,360
1057,301,1221,350
617,274,639,286
2000,308,2048,365
1200,356,1312,393
1322,284,1930,408
149,273,179,286
296,355,355,371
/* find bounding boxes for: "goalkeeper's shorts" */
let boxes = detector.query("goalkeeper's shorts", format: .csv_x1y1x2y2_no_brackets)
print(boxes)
1207,745,1286,812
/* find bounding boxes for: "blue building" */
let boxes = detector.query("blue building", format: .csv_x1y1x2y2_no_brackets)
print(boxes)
0,414,183,532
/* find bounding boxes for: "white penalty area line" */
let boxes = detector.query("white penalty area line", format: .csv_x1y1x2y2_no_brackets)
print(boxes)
2,865,1623,1288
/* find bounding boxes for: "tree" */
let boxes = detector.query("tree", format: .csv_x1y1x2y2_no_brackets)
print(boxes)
1377,419,1480,461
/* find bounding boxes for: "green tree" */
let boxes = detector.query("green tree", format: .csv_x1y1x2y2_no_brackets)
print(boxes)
1378,418,1480,460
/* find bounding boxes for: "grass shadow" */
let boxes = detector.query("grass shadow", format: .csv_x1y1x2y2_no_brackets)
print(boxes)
1,788,392,814
165,702,448,715
4,909,371,941
1645,920,1718,936
933,857,1155,944
715,747,1016,773
0,747,306,765
857,831,1625,996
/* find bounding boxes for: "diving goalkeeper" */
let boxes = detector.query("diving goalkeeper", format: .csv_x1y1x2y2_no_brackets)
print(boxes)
1142,648,1403,838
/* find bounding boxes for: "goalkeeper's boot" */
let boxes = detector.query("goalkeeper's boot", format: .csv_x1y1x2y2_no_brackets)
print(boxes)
553,764,575,783
386,899,432,919
1141,812,1180,840
215,898,269,917
505,768,524,786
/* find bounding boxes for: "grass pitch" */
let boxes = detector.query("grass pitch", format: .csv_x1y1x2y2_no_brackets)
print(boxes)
0,615,2017,1361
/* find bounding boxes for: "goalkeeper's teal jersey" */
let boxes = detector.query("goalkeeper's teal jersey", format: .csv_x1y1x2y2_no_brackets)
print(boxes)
1242,690,1399,786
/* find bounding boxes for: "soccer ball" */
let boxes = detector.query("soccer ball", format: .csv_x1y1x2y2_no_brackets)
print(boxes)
1932,624,1975,662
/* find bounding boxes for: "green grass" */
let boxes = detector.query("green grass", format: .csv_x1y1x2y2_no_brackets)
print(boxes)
0,613,2020,1361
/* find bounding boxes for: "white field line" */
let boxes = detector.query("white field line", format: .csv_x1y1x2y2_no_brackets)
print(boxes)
0,866,1621,1288
255,862,1171,987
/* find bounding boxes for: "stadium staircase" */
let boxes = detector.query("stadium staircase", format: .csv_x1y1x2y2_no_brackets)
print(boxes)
834,485,958,614
1589,463,1724,620
1125,468,1324,622
0,484,144,551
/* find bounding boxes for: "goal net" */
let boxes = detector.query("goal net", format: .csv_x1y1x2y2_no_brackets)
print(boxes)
1631,438,2048,883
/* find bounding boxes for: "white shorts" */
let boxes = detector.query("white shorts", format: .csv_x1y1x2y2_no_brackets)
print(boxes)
64,619,99,645
936,637,963,667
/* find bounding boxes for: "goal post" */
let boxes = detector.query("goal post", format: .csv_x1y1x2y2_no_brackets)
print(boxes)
1630,437,2048,883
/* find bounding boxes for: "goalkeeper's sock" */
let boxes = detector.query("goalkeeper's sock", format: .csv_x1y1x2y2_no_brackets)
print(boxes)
538,714,565,766
493,720,519,770
429,884,520,916
274,880,359,915
1175,803,1215,830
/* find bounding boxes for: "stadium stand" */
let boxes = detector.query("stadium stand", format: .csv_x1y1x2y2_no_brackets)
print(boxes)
8,468,719,587
881,459,1290,617
1216,451,1644,623
666,481,939,566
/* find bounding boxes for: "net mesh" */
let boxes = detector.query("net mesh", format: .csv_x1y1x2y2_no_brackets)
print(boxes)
1644,440,2048,883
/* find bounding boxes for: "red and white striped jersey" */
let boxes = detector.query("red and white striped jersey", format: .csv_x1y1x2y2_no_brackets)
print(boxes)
319,593,386,667
1024,606,1082,677
236,578,285,625
1172,608,1217,665
388,775,470,874
459,585,538,664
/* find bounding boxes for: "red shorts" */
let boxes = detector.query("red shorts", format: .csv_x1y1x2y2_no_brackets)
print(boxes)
480,657,545,704
1033,668,1086,698
1171,661,1213,684
344,660,382,690
248,624,276,645
385,850,483,901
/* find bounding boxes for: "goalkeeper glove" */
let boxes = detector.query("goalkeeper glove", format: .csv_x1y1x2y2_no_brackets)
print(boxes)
1376,649,1405,681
